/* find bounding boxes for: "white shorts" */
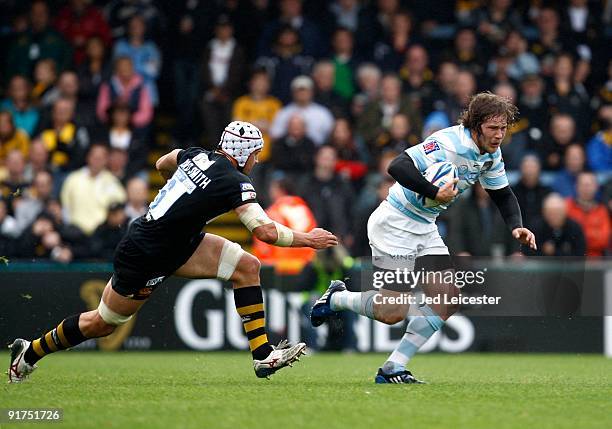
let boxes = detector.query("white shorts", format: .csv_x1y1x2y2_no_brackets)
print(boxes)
367,200,449,270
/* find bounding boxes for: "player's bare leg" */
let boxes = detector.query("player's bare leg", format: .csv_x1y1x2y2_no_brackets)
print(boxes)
175,233,306,378
8,279,145,383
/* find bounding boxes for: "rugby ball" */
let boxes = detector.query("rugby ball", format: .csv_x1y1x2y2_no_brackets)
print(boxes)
422,161,458,208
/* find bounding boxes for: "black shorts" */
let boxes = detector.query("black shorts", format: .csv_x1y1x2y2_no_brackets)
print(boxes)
111,232,205,300
374,254,455,293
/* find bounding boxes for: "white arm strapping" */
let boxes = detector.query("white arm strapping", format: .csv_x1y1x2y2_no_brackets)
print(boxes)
237,203,294,246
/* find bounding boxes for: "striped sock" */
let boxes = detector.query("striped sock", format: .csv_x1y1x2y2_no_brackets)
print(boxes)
330,290,377,319
383,305,445,373
233,286,273,360
23,314,88,365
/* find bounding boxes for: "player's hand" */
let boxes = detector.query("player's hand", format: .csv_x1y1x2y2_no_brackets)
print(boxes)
434,179,459,204
512,227,537,250
307,228,338,249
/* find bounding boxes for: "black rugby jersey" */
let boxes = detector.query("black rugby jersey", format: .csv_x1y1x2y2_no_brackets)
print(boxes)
127,147,257,255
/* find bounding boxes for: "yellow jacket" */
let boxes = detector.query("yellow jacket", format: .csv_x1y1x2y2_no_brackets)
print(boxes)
232,95,282,161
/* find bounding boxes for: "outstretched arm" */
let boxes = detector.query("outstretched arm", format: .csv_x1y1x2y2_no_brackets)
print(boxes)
235,203,338,249
486,186,537,250
155,149,182,180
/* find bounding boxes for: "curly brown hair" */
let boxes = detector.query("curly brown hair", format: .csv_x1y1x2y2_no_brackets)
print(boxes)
459,92,519,133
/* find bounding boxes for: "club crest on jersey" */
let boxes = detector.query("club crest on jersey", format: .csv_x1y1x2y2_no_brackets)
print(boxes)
241,191,257,201
482,161,494,171
423,141,440,154
240,182,254,191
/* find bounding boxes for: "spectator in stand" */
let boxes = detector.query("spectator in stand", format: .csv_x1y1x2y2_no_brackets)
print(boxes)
5,0,72,79
354,0,400,55
124,176,149,222
372,10,420,72
40,97,90,175
232,68,282,163
77,36,112,126
96,56,153,132
0,112,29,164
371,112,419,161
17,198,89,261
54,0,112,66
113,15,162,106
328,118,368,183
103,102,147,176
357,74,421,149
107,147,130,184
561,0,602,54
502,30,540,81
255,25,315,104
0,75,40,137
270,113,316,180
355,149,397,215
329,0,361,32
253,176,317,275
0,198,19,246
512,154,552,230
90,202,128,260
530,193,586,257
312,60,349,118
351,63,382,119
518,73,549,152
270,76,334,146
23,139,49,183
586,105,612,172
546,52,590,139
0,150,29,213
553,144,586,198
398,44,436,117
566,172,610,257
540,113,579,170
60,143,126,235
13,169,53,235
530,6,574,77
330,27,359,101
429,60,459,117
298,145,355,245
445,26,486,79
37,71,90,130
172,0,213,146
471,0,523,57
447,183,518,256
257,0,325,58
201,15,246,148
31,59,58,108
104,0,163,41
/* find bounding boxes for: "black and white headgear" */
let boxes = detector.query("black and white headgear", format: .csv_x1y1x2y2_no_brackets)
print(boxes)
218,121,264,168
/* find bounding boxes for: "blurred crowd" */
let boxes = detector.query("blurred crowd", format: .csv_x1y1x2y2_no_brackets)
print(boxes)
0,0,611,267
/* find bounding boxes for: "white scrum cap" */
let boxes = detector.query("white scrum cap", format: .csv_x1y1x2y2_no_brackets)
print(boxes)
218,121,264,168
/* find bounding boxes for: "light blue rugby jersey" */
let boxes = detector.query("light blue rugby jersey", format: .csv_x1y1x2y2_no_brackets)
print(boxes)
386,124,509,224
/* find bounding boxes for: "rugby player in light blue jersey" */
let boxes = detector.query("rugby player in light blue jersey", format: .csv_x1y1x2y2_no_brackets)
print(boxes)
311,92,537,383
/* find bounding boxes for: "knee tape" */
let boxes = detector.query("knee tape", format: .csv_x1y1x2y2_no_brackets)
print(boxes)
97,299,133,326
218,241,243,280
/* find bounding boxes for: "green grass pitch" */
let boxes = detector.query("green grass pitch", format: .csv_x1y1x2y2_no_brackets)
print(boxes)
1,352,611,429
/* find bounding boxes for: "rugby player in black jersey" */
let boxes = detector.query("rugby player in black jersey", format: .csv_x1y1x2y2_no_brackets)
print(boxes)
8,121,338,382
